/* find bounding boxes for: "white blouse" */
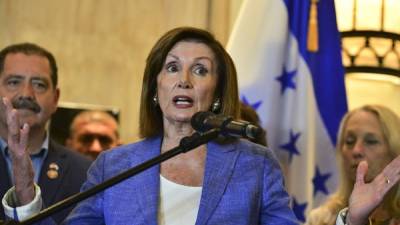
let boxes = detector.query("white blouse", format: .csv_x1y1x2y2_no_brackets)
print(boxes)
158,175,202,225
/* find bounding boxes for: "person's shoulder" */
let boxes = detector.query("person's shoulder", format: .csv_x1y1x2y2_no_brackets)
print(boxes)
234,138,274,158
101,136,161,158
96,136,161,166
212,139,281,175
306,204,338,225
93,137,161,176
306,193,345,225
49,140,92,167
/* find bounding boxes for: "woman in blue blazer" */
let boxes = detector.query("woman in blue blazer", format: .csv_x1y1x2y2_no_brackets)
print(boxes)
4,27,298,224
5,25,398,225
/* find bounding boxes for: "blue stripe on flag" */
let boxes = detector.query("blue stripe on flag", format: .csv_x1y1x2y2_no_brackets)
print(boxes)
283,0,347,145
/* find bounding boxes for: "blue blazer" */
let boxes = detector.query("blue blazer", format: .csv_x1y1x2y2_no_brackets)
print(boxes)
62,136,298,225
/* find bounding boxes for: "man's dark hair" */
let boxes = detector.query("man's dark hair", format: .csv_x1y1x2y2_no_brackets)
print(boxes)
0,43,58,88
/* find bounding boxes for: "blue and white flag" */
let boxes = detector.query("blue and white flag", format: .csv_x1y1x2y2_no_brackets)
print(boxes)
227,0,347,222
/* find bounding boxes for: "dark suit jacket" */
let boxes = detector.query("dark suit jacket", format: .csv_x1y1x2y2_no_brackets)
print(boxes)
0,140,92,223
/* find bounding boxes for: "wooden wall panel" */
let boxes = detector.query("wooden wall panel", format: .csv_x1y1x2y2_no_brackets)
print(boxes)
0,0,229,143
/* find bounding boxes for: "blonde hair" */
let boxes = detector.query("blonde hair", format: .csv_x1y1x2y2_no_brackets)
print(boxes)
307,105,400,225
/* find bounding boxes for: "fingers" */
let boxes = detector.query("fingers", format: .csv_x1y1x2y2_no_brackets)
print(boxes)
355,161,368,186
2,97,12,111
393,156,400,183
8,109,20,143
3,97,20,142
2,98,35,204
20,122,29,144
380,155,400,190
2,97,30,157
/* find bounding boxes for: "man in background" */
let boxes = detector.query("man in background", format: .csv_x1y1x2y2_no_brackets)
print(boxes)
66,110,120,159
0,43,91,223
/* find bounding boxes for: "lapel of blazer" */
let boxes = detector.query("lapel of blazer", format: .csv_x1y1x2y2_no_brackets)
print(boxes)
129,137,161,225
38,140,69,205
0,153,11,219
195,140,239,225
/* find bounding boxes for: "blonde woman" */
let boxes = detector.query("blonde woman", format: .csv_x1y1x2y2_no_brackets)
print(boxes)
308,105,400,225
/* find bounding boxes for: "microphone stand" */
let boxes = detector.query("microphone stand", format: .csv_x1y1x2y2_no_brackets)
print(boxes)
1,129,220,225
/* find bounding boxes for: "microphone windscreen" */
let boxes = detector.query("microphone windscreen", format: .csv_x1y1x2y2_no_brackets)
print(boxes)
191,111,215,132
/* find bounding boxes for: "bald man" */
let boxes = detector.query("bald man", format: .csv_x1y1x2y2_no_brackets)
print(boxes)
66,110,120,159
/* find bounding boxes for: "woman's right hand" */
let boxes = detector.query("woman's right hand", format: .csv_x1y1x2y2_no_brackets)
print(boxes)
347,156,400,225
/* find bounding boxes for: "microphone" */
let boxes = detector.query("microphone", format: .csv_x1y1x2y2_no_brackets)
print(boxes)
191,111,262,139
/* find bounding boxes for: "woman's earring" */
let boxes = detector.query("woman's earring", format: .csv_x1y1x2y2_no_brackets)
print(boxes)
153,93,158,106
211,98,221,112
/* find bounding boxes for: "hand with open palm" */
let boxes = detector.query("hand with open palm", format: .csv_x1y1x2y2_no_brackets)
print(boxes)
347,156,400,225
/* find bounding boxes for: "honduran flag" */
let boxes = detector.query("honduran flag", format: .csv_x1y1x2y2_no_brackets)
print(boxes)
227,0,348,222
